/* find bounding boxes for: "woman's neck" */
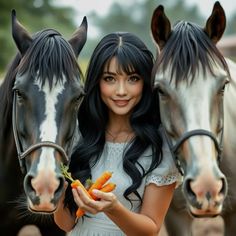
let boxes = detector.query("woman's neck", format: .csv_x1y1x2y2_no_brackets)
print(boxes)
106,114,134,143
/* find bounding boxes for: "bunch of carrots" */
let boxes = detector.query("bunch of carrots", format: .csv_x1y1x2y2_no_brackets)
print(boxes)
61,164,116,219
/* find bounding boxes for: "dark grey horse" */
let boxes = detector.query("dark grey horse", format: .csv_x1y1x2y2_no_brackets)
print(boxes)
0,10,86,235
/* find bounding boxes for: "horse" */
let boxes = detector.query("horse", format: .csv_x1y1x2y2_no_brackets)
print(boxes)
151,2,236,235
0,10,87,236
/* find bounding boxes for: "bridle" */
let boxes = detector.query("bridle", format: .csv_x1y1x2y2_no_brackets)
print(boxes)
159,124,224,176
12,91,69,174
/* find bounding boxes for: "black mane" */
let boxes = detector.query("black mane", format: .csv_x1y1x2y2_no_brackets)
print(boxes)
18,29,81,88
0,28,82,136
154,21,230,85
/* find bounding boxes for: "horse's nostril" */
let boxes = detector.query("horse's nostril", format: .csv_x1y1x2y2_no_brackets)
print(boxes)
24,174,39,204
53,176,65,204
220,177,228,196
55,176,65,194
184,178,196,199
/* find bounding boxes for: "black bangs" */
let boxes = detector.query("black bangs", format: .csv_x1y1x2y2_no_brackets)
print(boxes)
18,29,81,89
115,44,148,76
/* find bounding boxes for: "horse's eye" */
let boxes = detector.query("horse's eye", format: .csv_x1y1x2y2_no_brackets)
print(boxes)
219,81,229,95
157,88,167,97
75,95,84,107
16,90,25,100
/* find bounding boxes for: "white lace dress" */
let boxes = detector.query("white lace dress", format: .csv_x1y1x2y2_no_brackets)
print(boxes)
68,138,181,236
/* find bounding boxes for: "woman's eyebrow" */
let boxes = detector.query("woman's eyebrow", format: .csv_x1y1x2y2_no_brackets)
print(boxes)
103,71,116,75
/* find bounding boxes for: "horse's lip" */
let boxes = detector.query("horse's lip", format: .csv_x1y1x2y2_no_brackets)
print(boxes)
188,207,220,218
190,211,219,218
28,206,56,214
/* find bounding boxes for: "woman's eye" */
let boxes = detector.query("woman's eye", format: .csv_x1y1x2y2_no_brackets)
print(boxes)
128,75,141,83
103,76,115,82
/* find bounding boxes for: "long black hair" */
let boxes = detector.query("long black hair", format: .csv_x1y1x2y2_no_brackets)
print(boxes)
65,32,162,213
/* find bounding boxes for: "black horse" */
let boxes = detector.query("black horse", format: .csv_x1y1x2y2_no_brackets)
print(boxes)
0,10,87,236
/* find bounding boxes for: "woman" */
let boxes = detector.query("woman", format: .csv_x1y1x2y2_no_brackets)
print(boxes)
54,32,180,235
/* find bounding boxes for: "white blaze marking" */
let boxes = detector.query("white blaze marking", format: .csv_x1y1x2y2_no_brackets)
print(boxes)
35,77,66,171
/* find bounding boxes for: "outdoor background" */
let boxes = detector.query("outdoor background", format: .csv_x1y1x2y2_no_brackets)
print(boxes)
1,0,236,78
1,0,236,235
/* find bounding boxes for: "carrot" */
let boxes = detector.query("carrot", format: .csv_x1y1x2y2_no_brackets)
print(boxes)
100,182,116,193
88,171,113,198
76,182,116,216
91,182,116,201
75,208,85,218
61,164,92,199
61,165,115,220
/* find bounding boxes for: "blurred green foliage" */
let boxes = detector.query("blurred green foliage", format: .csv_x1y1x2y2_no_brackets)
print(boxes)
90,0,236,57
0,0,77,73
1,0,236,77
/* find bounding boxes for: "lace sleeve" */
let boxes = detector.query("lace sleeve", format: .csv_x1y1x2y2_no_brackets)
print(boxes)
146,172,181,186
145,132,183,187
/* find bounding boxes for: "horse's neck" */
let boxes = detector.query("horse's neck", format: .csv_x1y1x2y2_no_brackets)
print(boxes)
0,83,18,168
71,121,81,153
223,58,236,172
224,58,236,122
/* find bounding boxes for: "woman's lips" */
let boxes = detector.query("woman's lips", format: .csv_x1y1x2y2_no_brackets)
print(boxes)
113,99,129,106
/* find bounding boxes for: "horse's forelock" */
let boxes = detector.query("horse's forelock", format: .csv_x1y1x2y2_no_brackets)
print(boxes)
154,21,230,86
18,29,81,89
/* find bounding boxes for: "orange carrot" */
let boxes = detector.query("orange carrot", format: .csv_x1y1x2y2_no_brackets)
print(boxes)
61,165,115,220
61,164,91,199
88,171,113,198
91,182,116,200
76,208,85,218
76,183,116,215
71,179,92,199
100,182,116,193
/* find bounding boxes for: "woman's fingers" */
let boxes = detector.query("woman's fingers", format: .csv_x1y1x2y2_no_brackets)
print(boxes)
72,187,118,214
72,187,99,214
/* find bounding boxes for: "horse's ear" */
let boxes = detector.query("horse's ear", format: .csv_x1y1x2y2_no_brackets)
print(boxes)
204,1,226,44
151,5,171,50
69,16,88,58
12,9,32,55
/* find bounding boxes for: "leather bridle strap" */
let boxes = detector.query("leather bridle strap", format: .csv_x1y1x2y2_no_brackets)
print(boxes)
12,91,69,174
160,124,223,176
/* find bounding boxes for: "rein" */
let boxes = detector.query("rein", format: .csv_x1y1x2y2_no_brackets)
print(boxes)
12,91,69,174
159,124,224,176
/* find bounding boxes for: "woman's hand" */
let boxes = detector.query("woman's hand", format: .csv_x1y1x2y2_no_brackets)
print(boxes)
72,186,118,214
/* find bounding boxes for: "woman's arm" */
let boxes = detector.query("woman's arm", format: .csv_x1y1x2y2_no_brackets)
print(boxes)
73,182,176,236
106,183,176,236
53,189,76,232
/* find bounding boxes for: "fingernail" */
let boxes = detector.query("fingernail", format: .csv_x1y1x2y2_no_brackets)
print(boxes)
92,189,99,194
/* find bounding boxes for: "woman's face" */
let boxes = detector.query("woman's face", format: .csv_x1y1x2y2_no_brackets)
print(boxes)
99,57,144,117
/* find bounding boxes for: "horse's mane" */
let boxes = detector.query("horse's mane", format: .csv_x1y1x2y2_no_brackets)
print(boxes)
154,21,230,85
0,29,82,135
18,29,81,88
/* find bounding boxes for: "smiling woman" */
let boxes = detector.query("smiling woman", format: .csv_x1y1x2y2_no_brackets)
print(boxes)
53,31,181,236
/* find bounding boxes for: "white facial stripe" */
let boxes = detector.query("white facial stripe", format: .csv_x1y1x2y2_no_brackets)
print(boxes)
178,74,217,165
181,80,211,131
35,76,66,171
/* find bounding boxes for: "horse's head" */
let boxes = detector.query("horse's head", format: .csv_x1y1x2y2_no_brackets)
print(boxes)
11,10,87,213
151,2,230,217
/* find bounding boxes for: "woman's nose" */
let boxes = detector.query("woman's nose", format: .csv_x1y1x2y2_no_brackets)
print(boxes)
116,81,127,95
